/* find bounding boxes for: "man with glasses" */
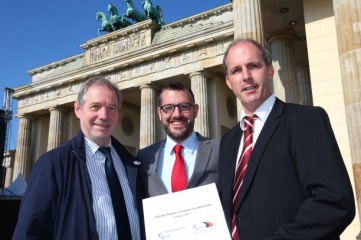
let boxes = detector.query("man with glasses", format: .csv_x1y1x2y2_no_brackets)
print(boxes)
137,81,219,197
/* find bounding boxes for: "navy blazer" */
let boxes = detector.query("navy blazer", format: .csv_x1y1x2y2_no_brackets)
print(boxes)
13,131,145,240
218,98,355,240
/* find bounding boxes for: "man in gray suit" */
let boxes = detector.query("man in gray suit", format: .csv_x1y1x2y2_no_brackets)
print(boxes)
137,82,219,197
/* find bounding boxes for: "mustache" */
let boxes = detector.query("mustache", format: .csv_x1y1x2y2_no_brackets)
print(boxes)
169,116,188,122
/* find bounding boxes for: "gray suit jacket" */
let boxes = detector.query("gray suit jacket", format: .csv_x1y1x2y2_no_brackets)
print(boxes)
136,133,220,197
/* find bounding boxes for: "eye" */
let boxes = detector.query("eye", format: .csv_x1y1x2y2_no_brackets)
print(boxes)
249,63,260,69
179,103,191,111
163,105,174,111
230,67,242,75
90,105,100,111
107,106,118,113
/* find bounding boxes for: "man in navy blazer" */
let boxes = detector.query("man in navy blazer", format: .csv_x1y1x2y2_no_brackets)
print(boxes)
137,82,219,197
13,76,145,240
218,38,355,240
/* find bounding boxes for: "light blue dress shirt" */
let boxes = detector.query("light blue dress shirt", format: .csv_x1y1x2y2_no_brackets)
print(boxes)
157,131,198,193
85,138,140,240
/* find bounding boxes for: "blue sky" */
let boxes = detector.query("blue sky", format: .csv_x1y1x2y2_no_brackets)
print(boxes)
0,0,228,149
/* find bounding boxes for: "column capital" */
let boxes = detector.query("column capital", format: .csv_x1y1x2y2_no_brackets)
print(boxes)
139,84,157,91
48,106,67,112
268,33,297,45
189,71,211,79
16,113,34,120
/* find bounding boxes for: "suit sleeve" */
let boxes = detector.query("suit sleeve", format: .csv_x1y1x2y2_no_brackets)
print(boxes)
12,154,59,240
266,107,355,239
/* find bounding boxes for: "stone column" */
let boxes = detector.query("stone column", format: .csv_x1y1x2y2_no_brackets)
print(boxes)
3,150,15,187
269,34,300,104
232,0,264,43
12,114,33,181
297,66,313,106
139,85,156,149
333,0,361,238
190,72,209,137
47,107,66,151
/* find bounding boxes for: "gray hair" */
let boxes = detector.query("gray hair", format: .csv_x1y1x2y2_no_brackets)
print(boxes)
222,38,272,75
77,76,122,110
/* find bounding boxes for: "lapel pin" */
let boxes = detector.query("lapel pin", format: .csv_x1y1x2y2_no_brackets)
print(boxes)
133,160,141,165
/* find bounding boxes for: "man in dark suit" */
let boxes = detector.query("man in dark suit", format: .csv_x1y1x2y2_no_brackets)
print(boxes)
137,82,219,197
13,76,145,239
218,38,355,240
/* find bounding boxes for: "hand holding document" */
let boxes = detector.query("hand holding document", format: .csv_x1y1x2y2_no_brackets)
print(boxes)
143,183,231,240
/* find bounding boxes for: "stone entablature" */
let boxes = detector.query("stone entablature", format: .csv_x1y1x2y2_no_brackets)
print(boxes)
13,4,234,115
15,36,233,115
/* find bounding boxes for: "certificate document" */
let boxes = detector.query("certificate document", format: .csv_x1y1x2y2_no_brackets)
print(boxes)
143,183,231,240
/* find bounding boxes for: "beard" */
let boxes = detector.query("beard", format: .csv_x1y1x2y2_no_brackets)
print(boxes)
163,117,195,142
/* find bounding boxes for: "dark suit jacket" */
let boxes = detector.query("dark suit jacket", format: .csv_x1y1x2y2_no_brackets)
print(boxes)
137,132,220,197
13,130,145,240
218,98,355,240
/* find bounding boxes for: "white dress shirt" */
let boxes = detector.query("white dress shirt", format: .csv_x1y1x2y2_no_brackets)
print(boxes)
236,94,276,165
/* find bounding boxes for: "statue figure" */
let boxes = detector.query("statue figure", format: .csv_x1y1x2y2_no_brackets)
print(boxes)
123,0,147,23
108,3,133,31
142,0,165,26
96,12,113,36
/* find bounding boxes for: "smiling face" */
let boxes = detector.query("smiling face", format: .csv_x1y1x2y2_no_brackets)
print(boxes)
224,41,274,114
157,89,199,143
74,83,119,147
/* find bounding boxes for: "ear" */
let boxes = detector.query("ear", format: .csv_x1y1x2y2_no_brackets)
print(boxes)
74,101,81,119
225,76,233,90
157,107,162,120
267,65,274,79
193,104,199,118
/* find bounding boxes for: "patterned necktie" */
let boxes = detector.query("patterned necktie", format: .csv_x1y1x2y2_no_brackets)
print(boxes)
98,147,132,239
232,115,257,240
171,144,187,192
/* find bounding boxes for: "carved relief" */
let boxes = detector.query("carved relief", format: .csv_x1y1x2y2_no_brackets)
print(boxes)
89,32,146,62
163,57,172,69
90,45,110,62
181,52,192,64
34,95,40,103
23,98,30,106
45,91,51,101
217,42,227,55
198,47,209,59
118,71,127,81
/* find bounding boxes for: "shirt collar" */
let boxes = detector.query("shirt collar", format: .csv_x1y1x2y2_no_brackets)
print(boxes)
240,94,276,130
84,137,112,155
164,131,198,154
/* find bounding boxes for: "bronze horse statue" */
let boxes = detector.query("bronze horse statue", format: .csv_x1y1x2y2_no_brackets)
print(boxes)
108,3,132,30
96,12,113,36
142,0,164,25
123,0,147,23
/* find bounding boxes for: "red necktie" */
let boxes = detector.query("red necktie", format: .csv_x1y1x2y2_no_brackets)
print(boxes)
171,144,187,192
232,115,257,240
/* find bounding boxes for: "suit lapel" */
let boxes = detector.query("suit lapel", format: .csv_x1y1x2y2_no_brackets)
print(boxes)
148,140,169,194
235,99,284,210
221,124,243,206
187,136,211,188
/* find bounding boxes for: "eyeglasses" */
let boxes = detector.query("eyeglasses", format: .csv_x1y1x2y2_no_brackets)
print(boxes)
160,102,195,114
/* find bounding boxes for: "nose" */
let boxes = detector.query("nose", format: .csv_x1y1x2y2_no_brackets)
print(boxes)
242,69,252,81
172,105,182,116
98,107,109,119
